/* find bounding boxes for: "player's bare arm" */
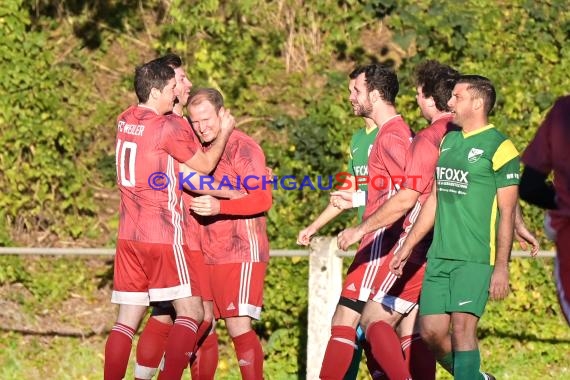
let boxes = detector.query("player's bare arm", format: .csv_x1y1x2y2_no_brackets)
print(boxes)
329,174,358,210
184,107,235,173
299,175,355,246
336,188,420,251
297,204,344,246
390,181,438,276
490,185,518,300
514,202,539,256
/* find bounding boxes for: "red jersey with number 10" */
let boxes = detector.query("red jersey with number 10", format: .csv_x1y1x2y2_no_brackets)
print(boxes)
116,106,200,244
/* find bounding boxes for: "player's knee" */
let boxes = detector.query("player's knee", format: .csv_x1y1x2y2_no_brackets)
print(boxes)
202,301,215,325
359,314,372,332
333,297,365,326
225,316,252,338
360,301,400,332
172,297,205,323
419,322,445,346
450,324,477,344
202,310,214,326
359,310,383,332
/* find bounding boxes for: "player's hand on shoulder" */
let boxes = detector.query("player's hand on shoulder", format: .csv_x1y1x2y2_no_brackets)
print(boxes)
191,195,221,216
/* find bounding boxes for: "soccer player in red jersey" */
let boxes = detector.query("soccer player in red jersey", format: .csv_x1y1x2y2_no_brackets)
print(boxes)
134,54,223,380
187,88,272,380
105,60,235,380
520,95,570,325
318,64,413,380
333,60,459,380
333,64,538,380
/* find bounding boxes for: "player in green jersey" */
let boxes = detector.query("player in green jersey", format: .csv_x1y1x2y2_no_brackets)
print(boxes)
346,122,379,221
390,75,519,380
297,117,378,245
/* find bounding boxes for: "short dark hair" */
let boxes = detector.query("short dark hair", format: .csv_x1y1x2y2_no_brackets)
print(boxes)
153,53,183,69
414,60,460,112
349,64,399,105
457,74,496,115
188,88,224,113
134,60,175,103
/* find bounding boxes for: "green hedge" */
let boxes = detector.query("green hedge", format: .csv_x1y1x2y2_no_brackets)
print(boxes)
1,0,570,377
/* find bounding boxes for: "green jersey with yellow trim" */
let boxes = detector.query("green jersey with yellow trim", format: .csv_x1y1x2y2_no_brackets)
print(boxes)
428,125,520,265
348,126,378,221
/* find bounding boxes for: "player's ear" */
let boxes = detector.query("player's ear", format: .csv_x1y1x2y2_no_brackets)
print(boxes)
369,89,381,104
427,97,435,108
149,87,160,100
473,96,484,111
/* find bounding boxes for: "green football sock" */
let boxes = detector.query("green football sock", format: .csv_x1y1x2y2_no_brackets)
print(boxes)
437,351,454,374
453,350,483,380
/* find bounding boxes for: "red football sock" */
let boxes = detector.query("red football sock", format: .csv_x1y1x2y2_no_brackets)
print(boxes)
135,318,172,379
191,331,219,380
366,321,411,380
231,330,264,380
157,316,199,380
104,323,135,380
401,334,436,380
193,320,213,352
320,325,357,380
362,339,388,380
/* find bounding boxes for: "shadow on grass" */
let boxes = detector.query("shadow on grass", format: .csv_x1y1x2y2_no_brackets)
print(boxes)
479,327,570,344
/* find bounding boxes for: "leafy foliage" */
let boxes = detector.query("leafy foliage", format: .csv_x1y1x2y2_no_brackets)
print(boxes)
1,0,570,377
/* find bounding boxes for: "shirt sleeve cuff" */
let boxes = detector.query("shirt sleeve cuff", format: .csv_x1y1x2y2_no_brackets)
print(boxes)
352,191,366,208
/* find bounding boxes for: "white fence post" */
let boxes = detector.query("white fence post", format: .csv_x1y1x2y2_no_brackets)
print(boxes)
306,237,344,380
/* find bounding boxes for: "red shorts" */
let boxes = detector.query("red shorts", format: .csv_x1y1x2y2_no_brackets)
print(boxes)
111,239,200,305
341,229,396,302
208,262,267,320
370,260,425,315
190,250,213,301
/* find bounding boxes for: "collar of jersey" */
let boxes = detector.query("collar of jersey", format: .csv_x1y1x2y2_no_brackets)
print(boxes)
137,104,160,115
365,125,378,135
462,124,495,138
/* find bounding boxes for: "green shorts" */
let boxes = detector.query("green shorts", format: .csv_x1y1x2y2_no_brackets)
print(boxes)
419,257,493,317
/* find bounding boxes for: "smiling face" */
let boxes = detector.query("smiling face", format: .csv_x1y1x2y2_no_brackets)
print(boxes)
348,74,373,118
447,82,474,127
189,100,221,143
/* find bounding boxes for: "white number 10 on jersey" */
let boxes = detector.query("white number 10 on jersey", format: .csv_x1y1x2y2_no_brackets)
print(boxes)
116,139,137,187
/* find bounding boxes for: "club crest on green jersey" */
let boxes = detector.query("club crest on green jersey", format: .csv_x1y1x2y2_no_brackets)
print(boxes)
468,148,484,163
